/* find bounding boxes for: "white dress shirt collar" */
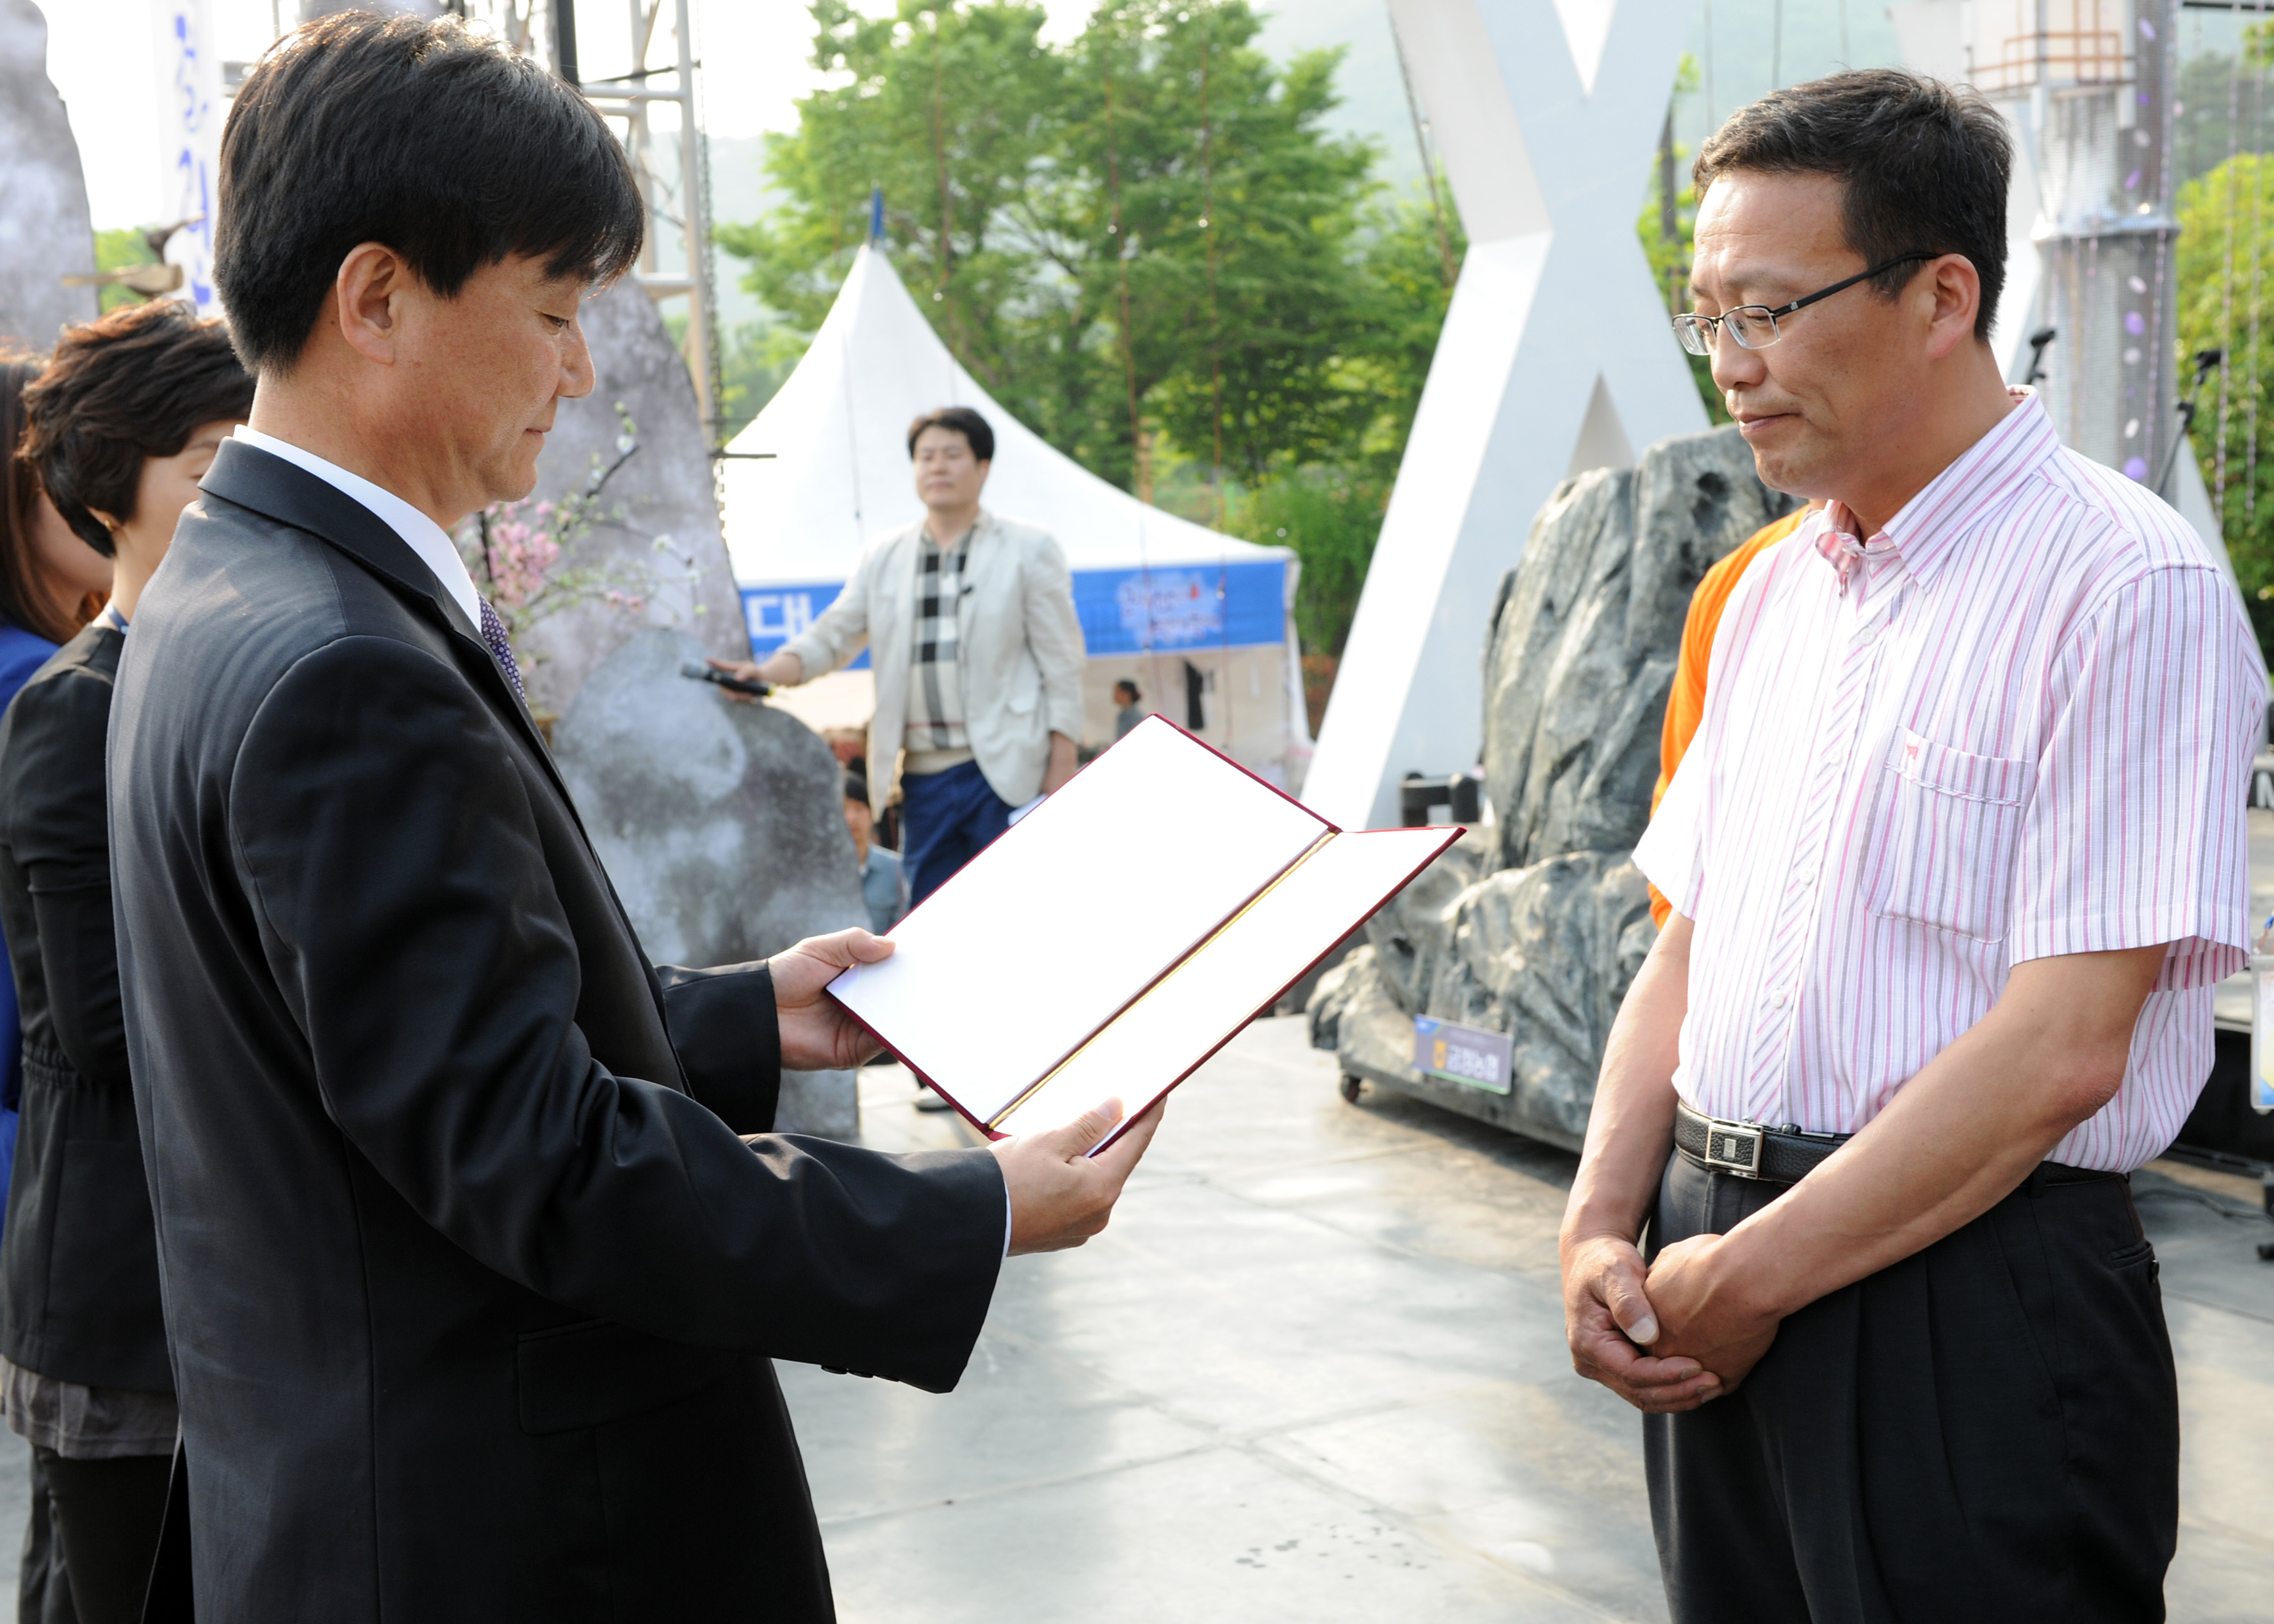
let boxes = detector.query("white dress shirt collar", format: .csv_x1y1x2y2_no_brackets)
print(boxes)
231,425,483,628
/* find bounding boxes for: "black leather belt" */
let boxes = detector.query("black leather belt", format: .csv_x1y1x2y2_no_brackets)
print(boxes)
1675,1102,1848,1184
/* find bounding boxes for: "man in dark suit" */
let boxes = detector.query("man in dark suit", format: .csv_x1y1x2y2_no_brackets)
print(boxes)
106,15,1160,1621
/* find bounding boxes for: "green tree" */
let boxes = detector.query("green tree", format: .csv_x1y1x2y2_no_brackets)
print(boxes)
715,1,1065,396
717,0,1466,673
1636,56,1726,425
2177,150,2274,662
715,321,804,443
1223,193,1461,662
719,0,1392,496
1054,1,1377,485
2175,52,2274,191
93,227,159,314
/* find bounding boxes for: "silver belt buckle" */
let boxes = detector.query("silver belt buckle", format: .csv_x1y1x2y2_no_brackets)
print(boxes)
1702,1119,1764,1178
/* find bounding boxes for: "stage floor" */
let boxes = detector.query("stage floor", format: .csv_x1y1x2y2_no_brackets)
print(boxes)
803,1017,2274,1624
0,1017,2262,1618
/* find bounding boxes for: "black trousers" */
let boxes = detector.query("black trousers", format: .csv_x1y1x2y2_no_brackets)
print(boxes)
33,1447,174,1624
1643,1151,2178,1624
17,1446,74,1624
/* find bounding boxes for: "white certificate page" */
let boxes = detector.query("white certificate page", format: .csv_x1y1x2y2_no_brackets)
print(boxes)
1005,827,1460,1145
827,718,1330,1122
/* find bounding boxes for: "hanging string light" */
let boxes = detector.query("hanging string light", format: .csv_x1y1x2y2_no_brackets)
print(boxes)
2214,1,2243,514
1101,20,1144,500
2246,19,2265,535
1200,4,1233,747
930,7,953,307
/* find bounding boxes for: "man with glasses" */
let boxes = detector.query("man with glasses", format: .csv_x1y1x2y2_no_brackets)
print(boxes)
1560,70,2261,1622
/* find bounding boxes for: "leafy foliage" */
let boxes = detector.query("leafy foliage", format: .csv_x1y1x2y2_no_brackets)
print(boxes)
717,0,1464,661
93,228,159,314
1634,55,1726,425
1226,464,1388,658
2175,51,2274,191
2177,151,2274,663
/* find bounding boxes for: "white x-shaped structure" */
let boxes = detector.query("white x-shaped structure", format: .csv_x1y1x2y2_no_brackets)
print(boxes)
1305,0,1707,831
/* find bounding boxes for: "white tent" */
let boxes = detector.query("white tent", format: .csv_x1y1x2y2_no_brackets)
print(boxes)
719,245,1312,791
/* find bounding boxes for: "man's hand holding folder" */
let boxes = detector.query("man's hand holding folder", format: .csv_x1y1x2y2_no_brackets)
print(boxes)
767,923,1166,1255
772,718,1453,1255
826,718,1459,1153
994,1096,1164,1254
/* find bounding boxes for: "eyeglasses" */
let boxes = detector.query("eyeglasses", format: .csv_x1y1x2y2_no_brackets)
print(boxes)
1672,254,1940,356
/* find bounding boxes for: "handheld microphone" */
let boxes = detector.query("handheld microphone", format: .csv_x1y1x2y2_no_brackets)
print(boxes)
680,661,770,698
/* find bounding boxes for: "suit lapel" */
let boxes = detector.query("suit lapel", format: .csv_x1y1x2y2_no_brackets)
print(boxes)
200,441,683,1043
957,512,1002,648
199,440,562,782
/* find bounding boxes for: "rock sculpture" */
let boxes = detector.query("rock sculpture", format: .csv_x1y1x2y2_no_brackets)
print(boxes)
1312,424,1796,1149
496,279,753,722
0,0,97,348
555,631,870,1137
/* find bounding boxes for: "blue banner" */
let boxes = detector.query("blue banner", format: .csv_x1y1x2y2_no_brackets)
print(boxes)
1072,560,1286,656
742,581,865,669
742,557,1286,665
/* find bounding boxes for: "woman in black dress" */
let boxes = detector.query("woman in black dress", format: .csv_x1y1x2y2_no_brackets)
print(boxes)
0,300,251,1624
0,348,114,1624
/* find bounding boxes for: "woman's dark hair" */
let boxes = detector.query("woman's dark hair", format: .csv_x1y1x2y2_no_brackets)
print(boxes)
1693,69,2011,341
1114,679,1141,702
906,406,995,463
216,11,644,376
0,354,96,644
19,300,255,556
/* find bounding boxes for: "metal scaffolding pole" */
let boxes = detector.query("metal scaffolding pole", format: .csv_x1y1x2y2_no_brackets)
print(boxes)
1977,0,2182,494
571,0,720,450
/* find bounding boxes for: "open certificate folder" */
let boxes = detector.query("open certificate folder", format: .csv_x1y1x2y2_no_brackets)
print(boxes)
827,716,1461,1153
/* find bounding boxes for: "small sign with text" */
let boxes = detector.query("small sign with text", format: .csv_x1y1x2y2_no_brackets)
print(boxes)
1412,1015,1511,1096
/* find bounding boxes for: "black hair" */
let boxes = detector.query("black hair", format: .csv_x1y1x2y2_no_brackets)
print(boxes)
1114,679,1140,701
906,405,995,463
1693,69,2011,341
20,300,254,556
0,355,100,642
215,11,644,375
843,767,870,805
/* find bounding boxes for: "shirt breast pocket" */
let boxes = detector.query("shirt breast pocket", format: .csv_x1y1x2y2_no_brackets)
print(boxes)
1865,728,2033,943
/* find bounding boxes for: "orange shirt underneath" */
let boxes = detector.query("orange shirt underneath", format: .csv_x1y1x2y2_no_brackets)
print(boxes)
1646,507,1811,927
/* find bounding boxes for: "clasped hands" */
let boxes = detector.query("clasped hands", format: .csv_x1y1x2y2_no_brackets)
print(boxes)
1561,1229,1782,1414
770,927,1164,1258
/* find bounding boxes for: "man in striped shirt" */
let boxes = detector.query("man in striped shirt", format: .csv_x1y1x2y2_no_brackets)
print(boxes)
1561,72,2264,1622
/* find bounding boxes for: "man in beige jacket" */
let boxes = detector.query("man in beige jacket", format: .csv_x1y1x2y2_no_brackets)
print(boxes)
722,407,1085,905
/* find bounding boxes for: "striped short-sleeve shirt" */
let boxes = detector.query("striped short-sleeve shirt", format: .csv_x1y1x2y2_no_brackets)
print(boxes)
1634,391,2266,1171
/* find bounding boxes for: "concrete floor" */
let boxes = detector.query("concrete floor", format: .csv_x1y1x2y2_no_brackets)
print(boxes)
0,1016,2265,1619
799,1018,2274,1624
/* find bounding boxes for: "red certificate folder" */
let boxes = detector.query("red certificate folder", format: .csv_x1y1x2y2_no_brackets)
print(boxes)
827,715,1460,1153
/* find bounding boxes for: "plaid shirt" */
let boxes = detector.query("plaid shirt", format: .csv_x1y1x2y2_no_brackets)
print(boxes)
906,524,972,752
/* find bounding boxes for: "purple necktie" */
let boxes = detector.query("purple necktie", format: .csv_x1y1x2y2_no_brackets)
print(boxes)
477,597,524,698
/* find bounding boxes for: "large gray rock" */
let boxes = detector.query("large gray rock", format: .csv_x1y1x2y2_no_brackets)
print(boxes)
500,280,752,720
1483,425,1795,873
0,0,96,349
555,631,868,1137
1315,425,1795,1147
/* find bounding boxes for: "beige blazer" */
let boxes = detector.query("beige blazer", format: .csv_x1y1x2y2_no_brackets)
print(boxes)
779,510,1087,811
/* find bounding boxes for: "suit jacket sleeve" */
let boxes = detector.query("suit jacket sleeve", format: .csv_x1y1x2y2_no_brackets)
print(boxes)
7,668,129,1089
778,541,879,679
227,635,1002,1390
653,962,779,1133
1024,533,1087,742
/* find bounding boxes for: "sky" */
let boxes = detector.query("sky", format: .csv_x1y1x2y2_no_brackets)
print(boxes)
36,1,1418,235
